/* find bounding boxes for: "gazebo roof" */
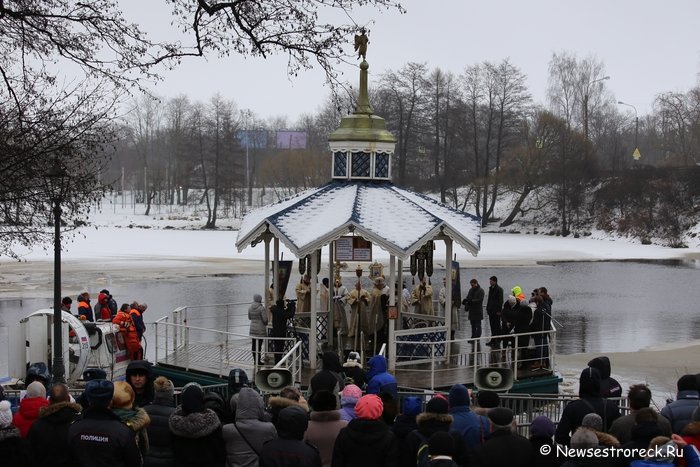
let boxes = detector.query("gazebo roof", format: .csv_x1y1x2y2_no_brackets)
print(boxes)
236,180,481,260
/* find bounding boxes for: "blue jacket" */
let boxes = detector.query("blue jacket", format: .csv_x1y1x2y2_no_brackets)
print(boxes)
660,390,700,434
448,385,488,451
630,444,700,467
366,355,397,399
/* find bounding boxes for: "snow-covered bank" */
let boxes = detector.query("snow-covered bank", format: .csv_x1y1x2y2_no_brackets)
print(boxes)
3,227,698,266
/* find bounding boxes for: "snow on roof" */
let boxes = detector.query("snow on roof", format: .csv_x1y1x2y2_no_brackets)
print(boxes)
235,181,481,260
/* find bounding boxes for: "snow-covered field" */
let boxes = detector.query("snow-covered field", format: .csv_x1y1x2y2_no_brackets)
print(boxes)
3,194,698,266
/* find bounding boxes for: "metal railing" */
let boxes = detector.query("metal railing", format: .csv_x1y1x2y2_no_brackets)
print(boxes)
154,316,294,378
391,324,558,390
272,340,304,389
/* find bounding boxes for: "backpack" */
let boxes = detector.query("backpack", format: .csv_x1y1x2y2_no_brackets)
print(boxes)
416,431,431,467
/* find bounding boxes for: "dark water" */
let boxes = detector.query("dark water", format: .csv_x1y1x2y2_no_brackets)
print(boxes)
1,260,699,375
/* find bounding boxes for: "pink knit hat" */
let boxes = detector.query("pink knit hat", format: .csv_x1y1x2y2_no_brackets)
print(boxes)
341,384,362,400
355,394,383,420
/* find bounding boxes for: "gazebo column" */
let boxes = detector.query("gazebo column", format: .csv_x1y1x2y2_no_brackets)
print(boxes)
397,259,403,331
273,238,280,301
264,236,270,312
388,255,396,371
310,249,319,370
445,238,453,358
328,244,334,349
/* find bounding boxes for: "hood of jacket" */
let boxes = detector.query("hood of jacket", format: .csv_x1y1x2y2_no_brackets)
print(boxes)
345,418,391,444
579,367,602,398
18,396,49,419
277,406,308,440
169,407,221,438
126,360,152,377
367,355,388,380
112,407,150,431
587,356,612,379
236,387,267,421
267,395,308,413
321,351,343,373
38,401,82,422
416,412,453,432
448,384,470,408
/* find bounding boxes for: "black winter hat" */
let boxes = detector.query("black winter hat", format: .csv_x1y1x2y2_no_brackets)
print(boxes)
85,379,114,407
488,407,514,426
428,431,455,457
310,390,338,411
426,395,449,414
278,406,309,440
476,390,500,409
182,383,205,414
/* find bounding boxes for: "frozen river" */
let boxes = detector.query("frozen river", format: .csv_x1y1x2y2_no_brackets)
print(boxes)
1,259,699,376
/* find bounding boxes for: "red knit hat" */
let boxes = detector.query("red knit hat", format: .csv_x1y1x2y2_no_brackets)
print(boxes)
355,394,383,420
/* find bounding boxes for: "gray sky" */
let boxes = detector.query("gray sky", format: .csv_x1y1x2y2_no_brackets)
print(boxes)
125,0,700,124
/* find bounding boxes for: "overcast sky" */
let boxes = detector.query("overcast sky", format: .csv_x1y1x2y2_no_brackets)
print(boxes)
124,0,700,125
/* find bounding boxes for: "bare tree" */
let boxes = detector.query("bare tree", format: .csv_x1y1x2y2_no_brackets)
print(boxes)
379,62,428,186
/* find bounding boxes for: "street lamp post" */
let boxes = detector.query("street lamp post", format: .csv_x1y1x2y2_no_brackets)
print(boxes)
46,156,70,384
243,110,252,208
617,100,639,153
583,76,610,141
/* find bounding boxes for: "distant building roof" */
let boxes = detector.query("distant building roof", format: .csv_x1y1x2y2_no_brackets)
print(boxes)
236,180,481,260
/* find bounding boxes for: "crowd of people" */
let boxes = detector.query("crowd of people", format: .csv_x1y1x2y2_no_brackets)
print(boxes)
61,289,149,363
2,353,700,467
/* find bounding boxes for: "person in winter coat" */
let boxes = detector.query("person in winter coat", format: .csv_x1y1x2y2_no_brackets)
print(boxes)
112,381,151,457
618,408,665,467
610,384,672,445
13,381,49,438
338,384,361,423
366,354,397,399
249,294,268,364
27,383,81,467
630,435,700,467
426,431,460,467
169,383,226,467
401,395,464,467
580,412,620,447
473,407,534,467
309,351,345,405
130,302,148,341
144,377,177,467
126,360,155,408
681,411,700,466
260,405,321,467
331,394,398,467
77,292,94,322
267,386,309,429
95,292,113,321
529,415,562,467
271,299,296,364
342,351,366,388
587,356,622,398
555,367,621,446
391,396,422,455
531,295,553,369
222,387,277,467
68,379,142,467
661,374,700,434
462,278,485,338
448,384,489,453
0,400,32,467
305,390,348,467
114,303,143,361
485,276,504,347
